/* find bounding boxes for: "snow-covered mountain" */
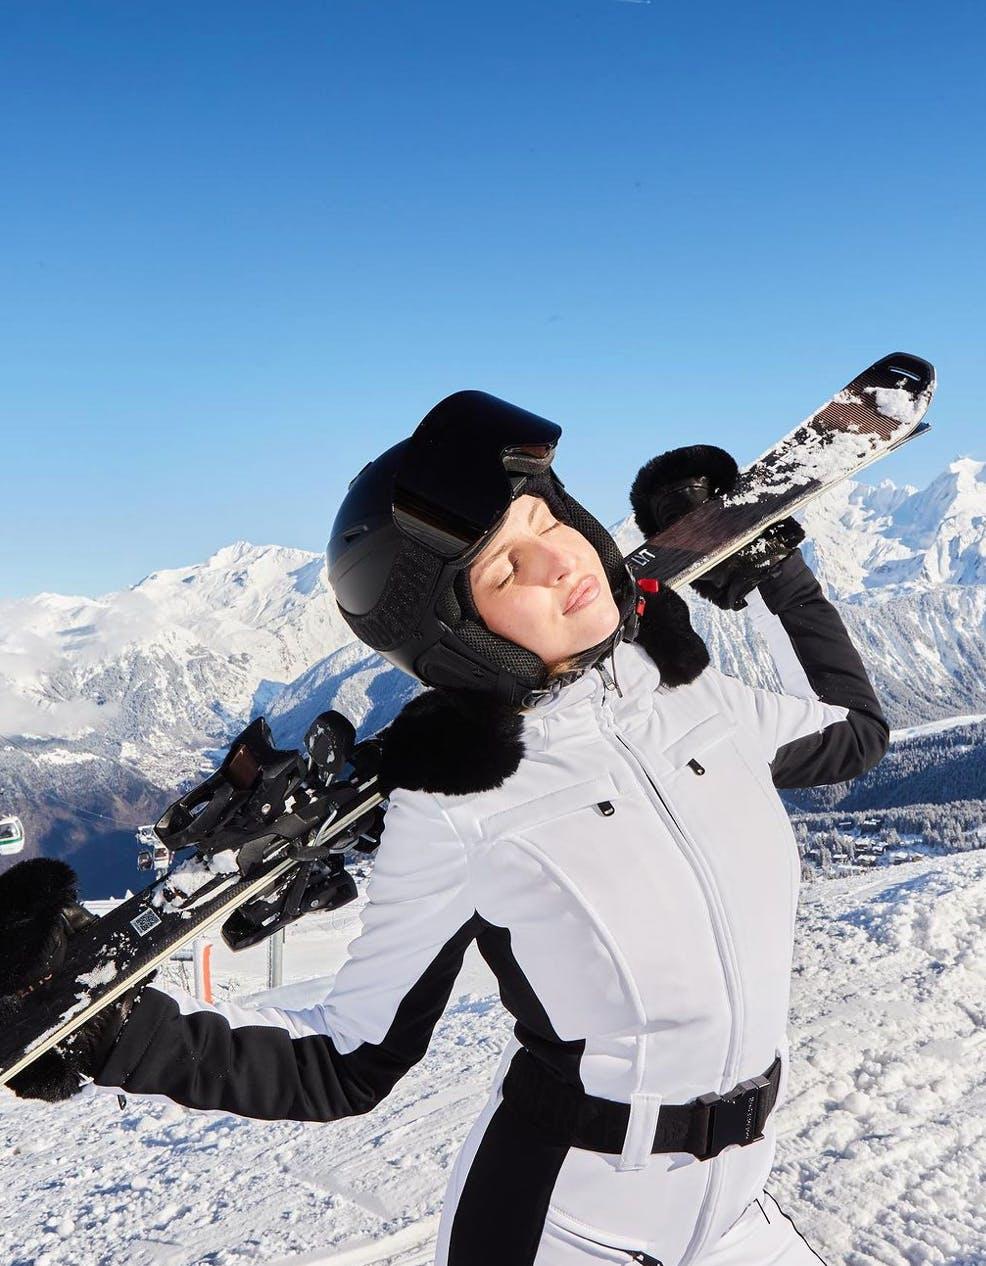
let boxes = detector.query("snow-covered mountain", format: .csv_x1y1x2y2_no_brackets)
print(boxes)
0,542,351,782
799,457,984,594
1,457,983,894
0,544,355,892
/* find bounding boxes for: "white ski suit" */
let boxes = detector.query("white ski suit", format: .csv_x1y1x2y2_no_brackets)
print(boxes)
96,552,887,1265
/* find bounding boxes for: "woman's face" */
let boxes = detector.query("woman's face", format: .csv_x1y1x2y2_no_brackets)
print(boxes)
467,494,621,669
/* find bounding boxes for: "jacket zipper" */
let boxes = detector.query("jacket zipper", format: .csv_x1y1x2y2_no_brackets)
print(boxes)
592,668,744,1266
595,683,745,1079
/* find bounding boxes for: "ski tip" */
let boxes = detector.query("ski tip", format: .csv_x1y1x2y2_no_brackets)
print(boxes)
873,353,936,397
845,354,937,431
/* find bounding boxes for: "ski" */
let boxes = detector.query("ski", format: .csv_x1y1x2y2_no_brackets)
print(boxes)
625,352,935,590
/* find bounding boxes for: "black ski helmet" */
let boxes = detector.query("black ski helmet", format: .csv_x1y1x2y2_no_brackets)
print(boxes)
326,390,637,707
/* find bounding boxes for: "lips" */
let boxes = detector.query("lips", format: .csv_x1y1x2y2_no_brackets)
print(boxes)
564,574,600,615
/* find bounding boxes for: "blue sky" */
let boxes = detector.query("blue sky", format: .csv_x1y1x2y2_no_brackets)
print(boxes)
1,0,982,598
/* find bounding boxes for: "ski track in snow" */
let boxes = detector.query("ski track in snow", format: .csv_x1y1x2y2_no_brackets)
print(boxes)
2,851,983,1266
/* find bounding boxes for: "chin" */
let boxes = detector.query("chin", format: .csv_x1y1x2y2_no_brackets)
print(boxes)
570,596,621,652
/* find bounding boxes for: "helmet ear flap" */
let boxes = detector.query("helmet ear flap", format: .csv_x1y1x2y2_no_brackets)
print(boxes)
434,579,554,701
451,566,482,624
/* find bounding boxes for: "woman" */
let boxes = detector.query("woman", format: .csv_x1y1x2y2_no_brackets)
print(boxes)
10,391,888,1264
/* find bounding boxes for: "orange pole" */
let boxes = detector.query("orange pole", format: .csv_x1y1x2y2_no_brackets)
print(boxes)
193,938,213,1004
202,941,212,1005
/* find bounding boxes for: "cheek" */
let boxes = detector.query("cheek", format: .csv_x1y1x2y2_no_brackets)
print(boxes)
477,586,559,654
500,587,557,634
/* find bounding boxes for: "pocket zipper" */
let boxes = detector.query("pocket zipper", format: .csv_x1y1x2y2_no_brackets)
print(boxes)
552,1218,662,1263
572,1231,662,1264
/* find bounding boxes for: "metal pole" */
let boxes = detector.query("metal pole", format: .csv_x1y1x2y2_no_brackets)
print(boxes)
268,927,284,990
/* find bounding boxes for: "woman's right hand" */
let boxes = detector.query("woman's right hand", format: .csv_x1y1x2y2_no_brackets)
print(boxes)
629,444,805,610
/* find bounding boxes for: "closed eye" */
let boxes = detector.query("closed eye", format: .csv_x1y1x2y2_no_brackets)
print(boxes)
494,519,560,589
495,562,517,590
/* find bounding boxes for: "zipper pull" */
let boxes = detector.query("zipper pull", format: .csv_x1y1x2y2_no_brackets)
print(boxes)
597,659,617,694
597,648,624,698
687,758,705,776
608,645,623,698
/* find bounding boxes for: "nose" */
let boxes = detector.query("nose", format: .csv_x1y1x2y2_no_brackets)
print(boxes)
531,534,578,586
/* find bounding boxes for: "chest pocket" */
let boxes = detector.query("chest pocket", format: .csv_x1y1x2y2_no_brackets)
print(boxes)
661,709,800,912
663,711,785,817
690,713,792,833
480,772,622,842
661,712,738,776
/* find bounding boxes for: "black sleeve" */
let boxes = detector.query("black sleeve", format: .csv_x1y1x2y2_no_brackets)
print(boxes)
93,790,480,1122
95,916,480,1122
752,549,890,789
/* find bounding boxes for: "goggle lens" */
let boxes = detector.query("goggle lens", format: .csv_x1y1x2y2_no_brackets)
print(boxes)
393,392,561,559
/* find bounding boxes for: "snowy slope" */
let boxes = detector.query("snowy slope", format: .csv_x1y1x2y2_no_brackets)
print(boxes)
1,849,982,1266
891,714,986,741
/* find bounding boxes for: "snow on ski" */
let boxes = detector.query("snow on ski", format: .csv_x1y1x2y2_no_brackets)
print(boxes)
627,353,935,591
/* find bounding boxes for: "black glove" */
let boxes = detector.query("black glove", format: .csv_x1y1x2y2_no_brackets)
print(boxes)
0,858,151,1102
630,444,805,611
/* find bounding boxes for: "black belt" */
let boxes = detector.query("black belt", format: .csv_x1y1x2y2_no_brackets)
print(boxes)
500,1047,782,1162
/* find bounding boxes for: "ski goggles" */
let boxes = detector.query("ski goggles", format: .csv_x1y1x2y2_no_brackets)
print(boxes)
393,390,561,560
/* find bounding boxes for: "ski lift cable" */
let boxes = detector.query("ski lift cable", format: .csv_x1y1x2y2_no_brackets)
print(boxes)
0,729,142,829
41,788,141,828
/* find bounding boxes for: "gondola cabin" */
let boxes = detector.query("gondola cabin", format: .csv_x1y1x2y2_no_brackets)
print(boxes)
0,815,25,856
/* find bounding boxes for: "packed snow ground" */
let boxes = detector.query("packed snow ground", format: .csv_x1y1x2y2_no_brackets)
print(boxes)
2,850,983,1266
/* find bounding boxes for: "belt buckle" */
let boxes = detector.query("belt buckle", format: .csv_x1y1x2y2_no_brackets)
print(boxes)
695,1073,770,1161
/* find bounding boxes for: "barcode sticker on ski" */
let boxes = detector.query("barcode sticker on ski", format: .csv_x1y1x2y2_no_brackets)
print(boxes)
130,908,163,937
